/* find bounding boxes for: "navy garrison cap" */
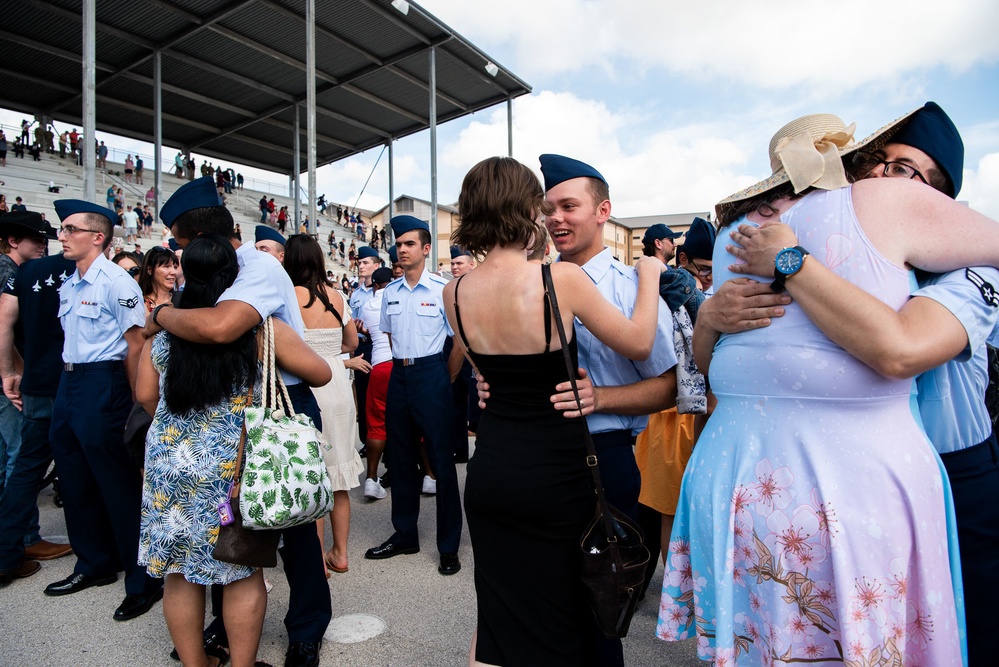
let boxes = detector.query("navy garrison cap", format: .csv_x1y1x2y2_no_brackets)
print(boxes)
390,215,429,237
167,238,180,252
890,102,964,198
357,245,380,260
372,267,393,285
254,225,285,246
450,245,472,260
678,217,716,261
388,246,398,263
53,199,117,226
642,224,683,244
539,153,607,192
160,176,223,228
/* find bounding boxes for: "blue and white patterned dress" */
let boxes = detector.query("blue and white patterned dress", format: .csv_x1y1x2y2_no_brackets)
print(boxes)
138,331,258,585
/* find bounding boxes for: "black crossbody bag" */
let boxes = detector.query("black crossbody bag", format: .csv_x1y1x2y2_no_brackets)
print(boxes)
542,263,650,639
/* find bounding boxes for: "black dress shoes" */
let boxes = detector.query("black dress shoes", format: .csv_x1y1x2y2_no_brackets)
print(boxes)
364,540,419,560
284,641,322,667
438,553,461,576
43,572,117,596
113,587,164,621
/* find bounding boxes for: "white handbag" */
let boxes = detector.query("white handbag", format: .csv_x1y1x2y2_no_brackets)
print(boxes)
239,317,335,530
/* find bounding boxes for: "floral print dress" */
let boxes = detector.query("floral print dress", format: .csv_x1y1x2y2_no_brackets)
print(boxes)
658,188,965,666
138,331,258,585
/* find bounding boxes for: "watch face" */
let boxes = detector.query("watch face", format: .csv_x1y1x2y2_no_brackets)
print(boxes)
776,248,803,275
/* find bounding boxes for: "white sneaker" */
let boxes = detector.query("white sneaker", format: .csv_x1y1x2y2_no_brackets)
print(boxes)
364,477,387,500
422,475,437,495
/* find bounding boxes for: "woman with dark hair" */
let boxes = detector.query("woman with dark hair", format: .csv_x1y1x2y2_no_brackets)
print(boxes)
111,250,142,279
443,156,665,665
136,234,329,667
137,246,178,312
284,234,364,575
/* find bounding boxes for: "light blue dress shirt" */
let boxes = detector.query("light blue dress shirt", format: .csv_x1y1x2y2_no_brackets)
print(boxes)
349,282,373,321
913,267,999,453
567,248,677,436
58,253,145,363
380,269,452,360
218,243,306,385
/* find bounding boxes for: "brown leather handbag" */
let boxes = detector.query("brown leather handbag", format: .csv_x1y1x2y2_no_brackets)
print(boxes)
543,263,650,639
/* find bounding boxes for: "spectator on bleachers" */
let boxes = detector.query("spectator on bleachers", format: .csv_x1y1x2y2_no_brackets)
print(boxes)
58,131,67,158
135,156,144,185
97,141,108,170
10,198,26,213
0,195,7,215
68,128,78,156
145,187,156,208
0,131,6,168
236,172,244,190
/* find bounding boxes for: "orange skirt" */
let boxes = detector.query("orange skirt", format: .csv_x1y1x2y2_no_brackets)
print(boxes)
635,407,696,515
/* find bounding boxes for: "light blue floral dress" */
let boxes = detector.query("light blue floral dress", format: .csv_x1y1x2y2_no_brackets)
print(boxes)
138,331,258,585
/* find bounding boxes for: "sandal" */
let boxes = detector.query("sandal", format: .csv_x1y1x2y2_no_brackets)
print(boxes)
206,644,230,667
324,551,348,574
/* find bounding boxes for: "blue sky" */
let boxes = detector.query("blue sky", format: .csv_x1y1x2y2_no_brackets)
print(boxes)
3,0,998,220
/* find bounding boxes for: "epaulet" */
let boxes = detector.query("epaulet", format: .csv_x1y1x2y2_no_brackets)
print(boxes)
428,273,449,286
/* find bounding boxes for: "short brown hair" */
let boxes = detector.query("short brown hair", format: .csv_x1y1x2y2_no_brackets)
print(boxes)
586,177,609,206
453,157,552,256
84,212,114,249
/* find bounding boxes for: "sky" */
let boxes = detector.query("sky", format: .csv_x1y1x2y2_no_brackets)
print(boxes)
3,0,998,220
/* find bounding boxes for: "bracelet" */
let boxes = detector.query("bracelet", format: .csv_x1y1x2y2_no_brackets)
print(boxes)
152,303,169,327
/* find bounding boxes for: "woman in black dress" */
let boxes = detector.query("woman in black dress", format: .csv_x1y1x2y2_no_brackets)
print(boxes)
443,157,665,666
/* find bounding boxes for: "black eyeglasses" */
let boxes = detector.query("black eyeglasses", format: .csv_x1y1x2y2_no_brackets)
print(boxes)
689,257,712,278
127,267,141,277
58,225,101,236
852,151,928,185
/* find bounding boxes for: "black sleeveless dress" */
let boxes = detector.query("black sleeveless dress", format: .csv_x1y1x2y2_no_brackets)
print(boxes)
455,274,596,666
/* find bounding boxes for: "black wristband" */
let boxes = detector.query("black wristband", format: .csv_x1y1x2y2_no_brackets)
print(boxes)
152,303,169,327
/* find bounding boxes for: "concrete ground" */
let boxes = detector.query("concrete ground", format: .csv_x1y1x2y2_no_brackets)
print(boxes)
0,442,703,667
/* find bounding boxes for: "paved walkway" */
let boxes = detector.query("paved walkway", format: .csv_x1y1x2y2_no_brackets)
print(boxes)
0,443,703,666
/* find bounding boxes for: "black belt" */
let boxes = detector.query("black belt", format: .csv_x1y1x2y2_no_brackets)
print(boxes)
939,430,998,474
63,360,122,372
393,353,443,368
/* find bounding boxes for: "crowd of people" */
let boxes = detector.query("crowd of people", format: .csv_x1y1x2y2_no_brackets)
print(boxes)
0,100,997,667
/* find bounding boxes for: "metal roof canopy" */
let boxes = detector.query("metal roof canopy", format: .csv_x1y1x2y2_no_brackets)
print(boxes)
0,0,531,176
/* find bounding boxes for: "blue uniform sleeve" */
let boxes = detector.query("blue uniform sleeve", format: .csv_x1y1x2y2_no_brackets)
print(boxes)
913,267,999,360
217,252,286,321
380,285,393,335
108,273,145,334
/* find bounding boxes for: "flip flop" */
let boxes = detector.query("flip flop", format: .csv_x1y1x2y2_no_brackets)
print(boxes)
324,551,348,574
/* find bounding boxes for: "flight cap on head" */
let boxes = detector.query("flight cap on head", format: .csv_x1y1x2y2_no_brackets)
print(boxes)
159,176,223,228
390,215,429,238
372,267,393,285
450,245,472,259
167,238,180,252
642,224,683,244
889,101,964,197
357,245,380,261
539,154,607,192
53,199,117,227
678,217,716,261
254,225,285,246
388,246,399,263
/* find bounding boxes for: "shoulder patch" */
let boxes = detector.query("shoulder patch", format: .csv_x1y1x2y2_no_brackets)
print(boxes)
966,269,999,307
118,296,140,309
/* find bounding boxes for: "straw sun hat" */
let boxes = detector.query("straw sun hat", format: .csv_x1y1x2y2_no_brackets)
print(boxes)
715,107,923,219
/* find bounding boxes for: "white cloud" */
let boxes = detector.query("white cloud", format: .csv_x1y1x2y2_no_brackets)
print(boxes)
421,0,999,91
961,152,999,220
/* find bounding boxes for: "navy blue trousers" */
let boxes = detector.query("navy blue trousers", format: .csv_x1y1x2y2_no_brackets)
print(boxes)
49,365,157,595
940,431,999,667
385,356,462,554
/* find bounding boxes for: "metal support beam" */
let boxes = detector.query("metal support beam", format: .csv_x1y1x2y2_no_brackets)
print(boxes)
429,46,438,268
388,139,394,222
293,103,300,230
507,98,513,157
153,51,162,220
82,0,95,203
306,0,317,236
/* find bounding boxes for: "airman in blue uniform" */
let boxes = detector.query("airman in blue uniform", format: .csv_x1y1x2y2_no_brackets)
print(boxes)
350,245,382,444
42,199,163,621
364,215,463,576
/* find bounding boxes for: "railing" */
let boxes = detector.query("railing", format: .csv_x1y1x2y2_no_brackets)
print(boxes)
0,121,294,199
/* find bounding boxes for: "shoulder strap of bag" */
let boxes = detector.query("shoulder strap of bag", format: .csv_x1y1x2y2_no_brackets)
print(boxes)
261,316,295,416
229,383,254,500
541,263,620,542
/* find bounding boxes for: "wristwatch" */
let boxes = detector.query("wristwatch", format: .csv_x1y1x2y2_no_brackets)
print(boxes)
770,245,810,293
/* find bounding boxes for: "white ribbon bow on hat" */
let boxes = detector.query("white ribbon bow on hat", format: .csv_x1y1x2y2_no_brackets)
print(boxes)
775,123,856,194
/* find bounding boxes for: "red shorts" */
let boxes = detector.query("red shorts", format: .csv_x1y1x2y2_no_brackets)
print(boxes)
365,361,392,441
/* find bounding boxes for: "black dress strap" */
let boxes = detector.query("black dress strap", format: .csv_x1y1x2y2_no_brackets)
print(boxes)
542,265,552,354
453,273,472,351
